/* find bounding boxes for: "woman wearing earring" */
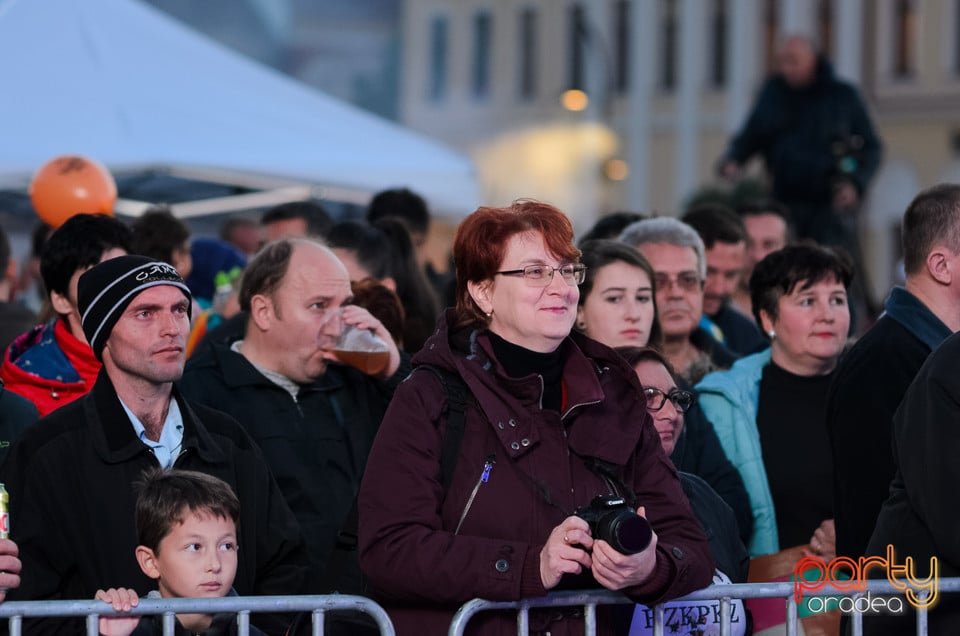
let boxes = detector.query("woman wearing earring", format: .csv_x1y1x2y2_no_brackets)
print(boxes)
576,240,753,546
695,245,852,558
359,200,712,636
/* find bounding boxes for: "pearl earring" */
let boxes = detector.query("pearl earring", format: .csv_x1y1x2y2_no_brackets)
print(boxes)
768,330,776,339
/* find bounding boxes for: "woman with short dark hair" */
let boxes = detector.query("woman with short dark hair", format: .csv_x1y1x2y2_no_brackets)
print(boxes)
696,244,852,557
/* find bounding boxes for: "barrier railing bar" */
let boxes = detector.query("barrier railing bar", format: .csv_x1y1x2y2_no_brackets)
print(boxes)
785,594,798,636
0,595,394,636
312,608,324,636
517,603,528,635
584,602,597,635
163,611,176,636
720,596,731,636
851,593,864,636
917,589,929,636
652,604,664,636
450,577,960,636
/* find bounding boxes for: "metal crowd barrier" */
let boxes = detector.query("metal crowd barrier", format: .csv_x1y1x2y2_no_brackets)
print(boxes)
449,578,960,636
0,594,395,636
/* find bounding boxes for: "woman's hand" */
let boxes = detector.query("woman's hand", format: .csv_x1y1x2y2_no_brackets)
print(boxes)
805,519,836,561
95,587,140,636
590,507,659,590
539,516,594,590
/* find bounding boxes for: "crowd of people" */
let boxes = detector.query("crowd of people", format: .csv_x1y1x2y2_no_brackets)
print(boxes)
0,32,958,636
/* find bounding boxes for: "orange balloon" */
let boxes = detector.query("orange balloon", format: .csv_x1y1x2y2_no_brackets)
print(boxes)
29,155,117,228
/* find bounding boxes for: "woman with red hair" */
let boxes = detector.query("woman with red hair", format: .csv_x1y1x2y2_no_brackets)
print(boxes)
359,200,713,635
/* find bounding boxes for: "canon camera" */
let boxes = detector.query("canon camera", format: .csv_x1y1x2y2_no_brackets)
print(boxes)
573,495,653,555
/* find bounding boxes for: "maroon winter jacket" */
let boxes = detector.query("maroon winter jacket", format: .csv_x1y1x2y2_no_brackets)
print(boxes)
359,313,714,635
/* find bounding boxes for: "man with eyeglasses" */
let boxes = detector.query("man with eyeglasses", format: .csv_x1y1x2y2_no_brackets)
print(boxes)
619,217,738,386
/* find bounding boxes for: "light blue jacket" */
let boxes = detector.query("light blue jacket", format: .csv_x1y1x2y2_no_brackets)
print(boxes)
695,349,779,557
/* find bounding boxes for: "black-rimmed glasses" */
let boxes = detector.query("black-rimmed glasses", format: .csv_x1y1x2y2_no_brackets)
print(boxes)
496,264,587,287
643,387,695,413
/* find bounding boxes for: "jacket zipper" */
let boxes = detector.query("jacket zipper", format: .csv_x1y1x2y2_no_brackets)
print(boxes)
454,455,496,535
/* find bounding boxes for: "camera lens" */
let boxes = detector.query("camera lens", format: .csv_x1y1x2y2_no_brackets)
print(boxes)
597,510,653,555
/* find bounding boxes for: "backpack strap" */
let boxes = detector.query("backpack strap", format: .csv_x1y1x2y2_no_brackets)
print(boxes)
417,364,469,491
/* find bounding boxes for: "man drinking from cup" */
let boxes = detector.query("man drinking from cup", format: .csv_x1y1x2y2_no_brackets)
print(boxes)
181,238,409,630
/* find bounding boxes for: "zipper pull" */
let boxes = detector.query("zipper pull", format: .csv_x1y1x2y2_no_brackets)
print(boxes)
480,455,496,483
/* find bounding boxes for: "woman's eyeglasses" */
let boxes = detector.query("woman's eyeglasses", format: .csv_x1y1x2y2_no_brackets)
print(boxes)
642,387,695,413
496,264,587,287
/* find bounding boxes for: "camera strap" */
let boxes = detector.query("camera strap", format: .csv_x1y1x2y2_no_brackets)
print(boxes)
583,457,637,509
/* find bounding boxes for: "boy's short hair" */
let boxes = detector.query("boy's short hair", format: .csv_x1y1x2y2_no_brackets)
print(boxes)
135,468,240,553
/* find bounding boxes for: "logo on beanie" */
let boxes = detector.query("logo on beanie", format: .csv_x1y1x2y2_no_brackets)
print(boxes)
135,263,180,282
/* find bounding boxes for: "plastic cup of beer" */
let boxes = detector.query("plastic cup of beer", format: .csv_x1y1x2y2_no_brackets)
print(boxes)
333,324,390,375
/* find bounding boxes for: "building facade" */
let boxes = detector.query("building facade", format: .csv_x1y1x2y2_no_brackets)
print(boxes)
399,0,960,298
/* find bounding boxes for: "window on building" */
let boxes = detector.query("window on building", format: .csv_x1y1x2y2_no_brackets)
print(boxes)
472,11,493,99
568,3,586,90
614,0,630,94
518,8,538,99
817,0,834,60
763,0,779,74
660,0,677,91
893,0,917,78
428,16,448,102
954,0,960,75
709,0,728,88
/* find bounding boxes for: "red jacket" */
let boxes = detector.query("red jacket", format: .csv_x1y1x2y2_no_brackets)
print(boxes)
1,319,101,416
359,312,714,636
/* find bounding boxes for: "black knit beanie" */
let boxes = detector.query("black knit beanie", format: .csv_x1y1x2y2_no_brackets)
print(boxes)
78,255,192,360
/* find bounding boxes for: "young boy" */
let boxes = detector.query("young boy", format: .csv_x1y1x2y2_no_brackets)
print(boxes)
96,469,265,636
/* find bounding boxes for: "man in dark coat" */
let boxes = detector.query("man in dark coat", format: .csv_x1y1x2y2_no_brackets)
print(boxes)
718,34,882,324
827,184,960,561
718,35,882,244
181,238,409,598
0,256,307,635
861,330,960,634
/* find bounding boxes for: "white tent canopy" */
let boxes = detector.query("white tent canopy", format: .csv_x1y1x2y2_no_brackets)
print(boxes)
0,0,479,217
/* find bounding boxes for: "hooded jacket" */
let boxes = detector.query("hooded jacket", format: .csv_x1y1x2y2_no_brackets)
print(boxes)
0,369,308,635
359,311,714,636
1,319,101,416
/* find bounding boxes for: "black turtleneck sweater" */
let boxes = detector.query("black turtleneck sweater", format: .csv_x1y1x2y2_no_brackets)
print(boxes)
756,361,835,549
486,332,565,411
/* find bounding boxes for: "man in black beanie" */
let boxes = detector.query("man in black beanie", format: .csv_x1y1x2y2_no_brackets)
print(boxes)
0,255,307,635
